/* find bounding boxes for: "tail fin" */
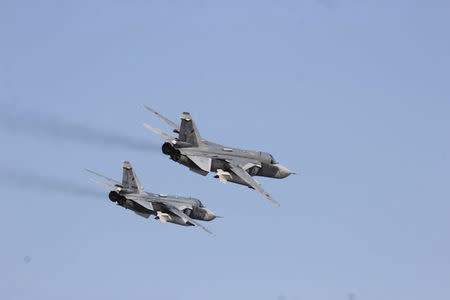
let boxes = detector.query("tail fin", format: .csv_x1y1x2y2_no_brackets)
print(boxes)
179,112,203,146
122,161,144,194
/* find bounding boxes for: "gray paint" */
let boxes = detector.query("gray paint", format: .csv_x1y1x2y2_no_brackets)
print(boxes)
87,162,216,234
143,107,293,205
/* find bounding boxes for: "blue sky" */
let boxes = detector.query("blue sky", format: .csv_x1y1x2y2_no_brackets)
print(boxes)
0,1,449,299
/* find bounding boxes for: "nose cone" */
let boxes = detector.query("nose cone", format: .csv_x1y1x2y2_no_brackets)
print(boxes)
203,208,216,221
274,164,293,178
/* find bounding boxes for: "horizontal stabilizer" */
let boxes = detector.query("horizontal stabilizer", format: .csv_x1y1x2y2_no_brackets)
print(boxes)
187,155,212,172
129,197,154,211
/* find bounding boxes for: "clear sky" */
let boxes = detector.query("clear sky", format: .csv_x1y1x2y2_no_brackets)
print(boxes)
0,1,449,299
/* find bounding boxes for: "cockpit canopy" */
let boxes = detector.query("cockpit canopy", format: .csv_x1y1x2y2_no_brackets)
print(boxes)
270,154,278,164
259,152,278,164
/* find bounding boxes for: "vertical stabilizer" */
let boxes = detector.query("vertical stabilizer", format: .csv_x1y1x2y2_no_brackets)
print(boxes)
179,112,202,146
122,161,144,193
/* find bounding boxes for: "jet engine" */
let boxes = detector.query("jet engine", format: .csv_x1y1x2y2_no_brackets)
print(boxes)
109,191,126,206
109,191,152,215
162,142,181,161
162,143,208,175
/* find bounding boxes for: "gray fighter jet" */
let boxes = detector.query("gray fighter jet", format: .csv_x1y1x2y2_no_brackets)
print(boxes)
87,161,217,234
143,106,294,206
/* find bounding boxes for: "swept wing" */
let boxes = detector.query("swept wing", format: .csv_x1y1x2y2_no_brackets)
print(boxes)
143,123,175,142
85,169,121,185
143,105,180,132
89,178,116,190
162,204,214,235
227,162,280,206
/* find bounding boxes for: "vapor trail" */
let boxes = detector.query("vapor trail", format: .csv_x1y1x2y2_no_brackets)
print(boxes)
0,110,159,152
0,168,105,198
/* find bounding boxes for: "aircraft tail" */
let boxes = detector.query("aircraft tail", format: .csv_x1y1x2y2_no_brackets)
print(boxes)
122,161,144,194
178,112,203,147
142,107,203,147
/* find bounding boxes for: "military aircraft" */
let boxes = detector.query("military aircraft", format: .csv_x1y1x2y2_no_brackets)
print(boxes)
143,106,294,206
86,161,217,234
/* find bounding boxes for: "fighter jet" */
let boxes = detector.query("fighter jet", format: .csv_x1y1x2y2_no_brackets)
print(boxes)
86,161,217,234
143,106,294,206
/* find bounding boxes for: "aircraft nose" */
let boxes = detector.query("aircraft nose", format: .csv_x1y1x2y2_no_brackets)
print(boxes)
275,164,293,178
203,208,216,221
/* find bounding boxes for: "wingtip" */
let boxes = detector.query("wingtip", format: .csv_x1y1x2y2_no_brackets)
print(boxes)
144,104,156,113
202,228,215,236
271,197,281,206
84,168,96,175
265,192,280,206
